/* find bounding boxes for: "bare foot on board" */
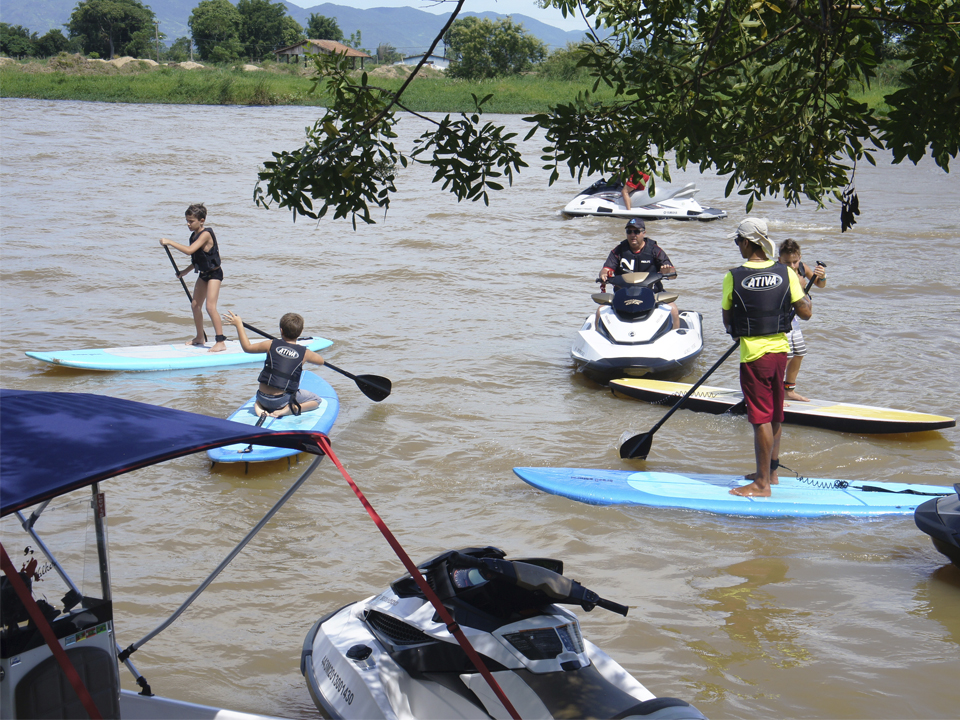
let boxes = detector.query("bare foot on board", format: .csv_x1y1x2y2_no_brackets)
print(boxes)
209,341,227,353
186,338,205,347
785,389,810,402
730,482,772,497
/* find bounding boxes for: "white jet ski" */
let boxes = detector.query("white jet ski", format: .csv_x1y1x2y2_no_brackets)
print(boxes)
572,271,704,384
562,179,727,221
302,546,708,719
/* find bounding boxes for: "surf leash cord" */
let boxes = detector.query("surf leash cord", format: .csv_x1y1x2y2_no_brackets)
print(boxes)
314,435,522,720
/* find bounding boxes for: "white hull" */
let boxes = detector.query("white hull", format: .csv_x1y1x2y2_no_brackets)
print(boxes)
301,548,707,720
562,181,726,221
572,306,704,383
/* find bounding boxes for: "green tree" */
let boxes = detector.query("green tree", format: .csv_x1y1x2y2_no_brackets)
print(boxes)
306,13,343,42
66,0,157,59
376,43,401,65
345,29,363,51
538,42,590,81
35,29,70,57
445,16,546,80
0,23,36,58
256,0,959,226
236,0,298,60
189,0,243,63
165,36,192,62
279,15,305,49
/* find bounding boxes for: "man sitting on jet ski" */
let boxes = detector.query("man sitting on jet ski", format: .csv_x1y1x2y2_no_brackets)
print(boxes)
599,218,680,329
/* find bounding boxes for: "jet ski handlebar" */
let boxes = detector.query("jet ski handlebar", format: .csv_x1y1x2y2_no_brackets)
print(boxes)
453,553,629,617
597,270,674,289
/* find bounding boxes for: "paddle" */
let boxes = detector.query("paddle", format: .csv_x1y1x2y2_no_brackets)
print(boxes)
240,321,392,402
619,263,824,460
241,412,269,454
163,245,207,342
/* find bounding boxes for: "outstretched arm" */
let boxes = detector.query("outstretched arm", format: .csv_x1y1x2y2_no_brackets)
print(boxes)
222,312,272,354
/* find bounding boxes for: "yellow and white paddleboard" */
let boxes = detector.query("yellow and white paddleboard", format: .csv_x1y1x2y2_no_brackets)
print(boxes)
610,378,956,434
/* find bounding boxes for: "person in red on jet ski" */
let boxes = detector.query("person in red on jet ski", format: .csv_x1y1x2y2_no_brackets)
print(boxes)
621,169,651,210
599,218,679,330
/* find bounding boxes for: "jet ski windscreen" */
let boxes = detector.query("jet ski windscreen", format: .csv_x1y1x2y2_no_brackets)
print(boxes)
613,286,656,317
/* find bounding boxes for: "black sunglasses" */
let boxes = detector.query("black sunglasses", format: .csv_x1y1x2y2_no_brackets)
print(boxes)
626,228,643,234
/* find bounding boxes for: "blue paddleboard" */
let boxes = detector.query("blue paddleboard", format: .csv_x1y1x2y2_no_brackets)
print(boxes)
207,371,339,464
513,467,952,518
25,336,333,372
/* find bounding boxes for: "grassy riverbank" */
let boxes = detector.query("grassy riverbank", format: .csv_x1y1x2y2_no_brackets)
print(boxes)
0,56,617,112
0,55,900,113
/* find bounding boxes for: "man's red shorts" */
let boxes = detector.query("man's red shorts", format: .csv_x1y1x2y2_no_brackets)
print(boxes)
739,352,788,425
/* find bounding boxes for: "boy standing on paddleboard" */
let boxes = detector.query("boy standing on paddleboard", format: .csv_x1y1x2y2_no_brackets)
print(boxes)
722,218,812,497
223,311,325,418
161,204,227,352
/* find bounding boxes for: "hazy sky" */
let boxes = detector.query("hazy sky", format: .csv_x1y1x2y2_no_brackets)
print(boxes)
283,1,591,32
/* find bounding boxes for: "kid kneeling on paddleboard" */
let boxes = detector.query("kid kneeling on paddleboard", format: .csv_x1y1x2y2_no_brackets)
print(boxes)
223,311,325,418
160,203,227,353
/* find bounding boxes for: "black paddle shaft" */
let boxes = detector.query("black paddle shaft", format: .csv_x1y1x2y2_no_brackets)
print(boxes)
163,245,207,342
619,263,824,460
241,321,392,402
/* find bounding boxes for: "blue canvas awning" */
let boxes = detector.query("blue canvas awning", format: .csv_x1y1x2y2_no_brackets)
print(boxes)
0,389,327,517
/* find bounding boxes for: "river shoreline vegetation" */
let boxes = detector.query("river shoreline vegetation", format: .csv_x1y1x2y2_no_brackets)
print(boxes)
0,53,905,114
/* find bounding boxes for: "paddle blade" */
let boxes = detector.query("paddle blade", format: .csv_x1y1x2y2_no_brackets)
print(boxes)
619,432,652,460
355,374,391,402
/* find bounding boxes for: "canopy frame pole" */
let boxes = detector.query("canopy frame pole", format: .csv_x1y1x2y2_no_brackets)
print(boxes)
118,448,325,661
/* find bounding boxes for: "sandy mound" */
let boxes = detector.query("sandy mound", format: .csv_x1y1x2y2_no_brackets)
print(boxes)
366,64,446,80
178,61,205,70
242,64,261,72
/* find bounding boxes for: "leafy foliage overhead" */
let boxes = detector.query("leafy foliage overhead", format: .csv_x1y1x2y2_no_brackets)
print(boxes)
257,0,959,226
66,0,157,60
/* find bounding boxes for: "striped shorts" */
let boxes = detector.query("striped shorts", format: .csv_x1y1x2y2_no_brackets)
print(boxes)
786,324,807,359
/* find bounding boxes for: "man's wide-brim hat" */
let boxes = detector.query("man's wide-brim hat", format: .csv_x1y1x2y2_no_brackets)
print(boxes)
731,217,775,260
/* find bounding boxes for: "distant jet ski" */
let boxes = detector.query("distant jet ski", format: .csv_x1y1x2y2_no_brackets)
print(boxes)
562,179,727,221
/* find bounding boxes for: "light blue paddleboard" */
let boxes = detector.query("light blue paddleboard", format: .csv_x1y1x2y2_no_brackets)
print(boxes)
25,336,333,372
207,371,339,464
513,467,952,518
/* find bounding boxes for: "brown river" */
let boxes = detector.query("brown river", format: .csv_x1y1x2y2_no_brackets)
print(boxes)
1,98,958,719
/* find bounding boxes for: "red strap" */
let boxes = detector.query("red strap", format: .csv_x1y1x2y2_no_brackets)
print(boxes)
0,543,103,720
314,436,522,720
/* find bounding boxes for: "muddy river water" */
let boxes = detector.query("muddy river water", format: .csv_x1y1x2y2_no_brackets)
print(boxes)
1,98,958,718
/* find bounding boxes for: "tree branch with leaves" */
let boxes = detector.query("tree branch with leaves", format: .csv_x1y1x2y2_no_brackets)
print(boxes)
256,0,958,226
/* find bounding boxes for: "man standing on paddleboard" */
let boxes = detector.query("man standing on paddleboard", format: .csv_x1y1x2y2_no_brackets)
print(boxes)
722,218,812,497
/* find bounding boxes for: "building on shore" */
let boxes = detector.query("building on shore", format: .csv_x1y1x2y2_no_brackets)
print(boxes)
274,40,371,69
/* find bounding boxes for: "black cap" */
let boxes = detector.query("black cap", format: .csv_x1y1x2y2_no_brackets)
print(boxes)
625,218,645,230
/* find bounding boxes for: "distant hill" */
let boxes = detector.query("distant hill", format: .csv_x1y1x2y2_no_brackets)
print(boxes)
0,1,589,53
